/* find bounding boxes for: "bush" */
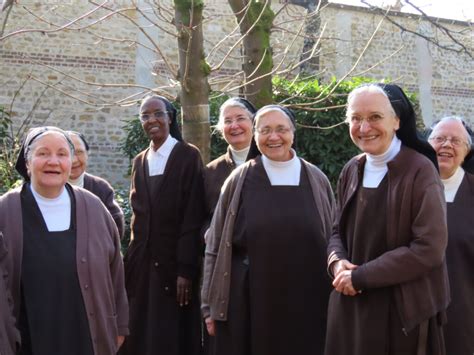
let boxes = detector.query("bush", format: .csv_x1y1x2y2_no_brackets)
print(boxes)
0,107,21,194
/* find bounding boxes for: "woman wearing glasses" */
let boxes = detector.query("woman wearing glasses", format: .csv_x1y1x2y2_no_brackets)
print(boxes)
120,95,205,355
428,117,474,355
202,105,335,355
325,84,450,355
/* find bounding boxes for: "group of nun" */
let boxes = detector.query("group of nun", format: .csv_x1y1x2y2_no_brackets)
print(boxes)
0,83,472,355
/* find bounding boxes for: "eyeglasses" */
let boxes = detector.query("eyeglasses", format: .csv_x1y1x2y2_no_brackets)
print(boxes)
348,115,384,126
139,110,169,122
429,135,468,148
223,116,250,126
255,126,292,136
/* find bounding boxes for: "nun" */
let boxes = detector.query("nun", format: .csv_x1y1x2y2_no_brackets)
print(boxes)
326,84,450,355
66,131,125,238
119,95,205,355
428,117,474,354
205,97,258,220
202,105,335,355
0,126,129,355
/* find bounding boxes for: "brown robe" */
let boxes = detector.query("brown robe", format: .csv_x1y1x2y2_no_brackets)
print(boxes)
0,185,129,355
83,173,125,239
444,172,474,354
213,160,331,355
204,148,235,220
327,146,449,355
120,141,205,355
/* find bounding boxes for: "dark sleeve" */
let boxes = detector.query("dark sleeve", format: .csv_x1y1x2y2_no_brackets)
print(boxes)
327,168,350,278
351,168,448,290
86,175,125,240
177,148,206,279
101,184,125,240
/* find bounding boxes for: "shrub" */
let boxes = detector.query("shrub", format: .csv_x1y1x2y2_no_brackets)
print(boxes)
0,107,21,194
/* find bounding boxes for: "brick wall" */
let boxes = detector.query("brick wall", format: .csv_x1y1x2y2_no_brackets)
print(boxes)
0,1,472,187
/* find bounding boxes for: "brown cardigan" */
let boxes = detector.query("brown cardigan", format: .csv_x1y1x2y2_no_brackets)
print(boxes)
202,156,336,320
0,185,129,355
328,145,450,332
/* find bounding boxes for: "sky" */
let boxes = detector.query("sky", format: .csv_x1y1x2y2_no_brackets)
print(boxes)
329,0,474,22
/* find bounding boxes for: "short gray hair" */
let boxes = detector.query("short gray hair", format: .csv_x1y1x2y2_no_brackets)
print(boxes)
215,98,255,134
345,84,396,123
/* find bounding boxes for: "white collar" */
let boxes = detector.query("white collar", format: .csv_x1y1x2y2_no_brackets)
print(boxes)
441,166,465,203
366,136,401,168
69,172,85,188
229,146,250,166
363,136,401,188
149,135,177,157
262,149,298,168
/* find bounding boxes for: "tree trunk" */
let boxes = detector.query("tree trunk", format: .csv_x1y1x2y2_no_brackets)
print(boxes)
228,0,275,108
174,0,211,162
299,0,328,75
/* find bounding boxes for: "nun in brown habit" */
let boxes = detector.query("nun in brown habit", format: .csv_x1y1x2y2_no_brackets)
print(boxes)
202,105,335,355
326,84,450,355
204,97,258,224
427,117,474,355
119,95,205,355
1,126,129,355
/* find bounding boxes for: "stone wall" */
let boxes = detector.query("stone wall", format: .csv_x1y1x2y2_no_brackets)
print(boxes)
319,4,473,127
0,1,472,188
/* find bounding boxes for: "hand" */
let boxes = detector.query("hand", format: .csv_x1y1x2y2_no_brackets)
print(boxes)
332,259,358,278
177,276,192,307
117,335,125,349
332,270,358,296
205,317,215,336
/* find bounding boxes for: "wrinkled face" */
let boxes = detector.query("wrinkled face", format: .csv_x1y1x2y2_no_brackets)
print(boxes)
255,110,294,162
221,106,253,151
429,119,470,179
347,91,400,155
27,132,72,197
140,98,171,148
69,134,88,180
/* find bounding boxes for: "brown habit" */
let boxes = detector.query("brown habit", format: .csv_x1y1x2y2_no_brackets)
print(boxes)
120,142,205,355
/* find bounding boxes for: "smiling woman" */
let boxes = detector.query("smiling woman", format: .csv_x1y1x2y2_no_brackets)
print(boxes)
120,95,205,355
0,126,129,355
326,84,449,355
202,104,335,355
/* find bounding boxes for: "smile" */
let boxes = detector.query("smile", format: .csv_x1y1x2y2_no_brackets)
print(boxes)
359,135,378,141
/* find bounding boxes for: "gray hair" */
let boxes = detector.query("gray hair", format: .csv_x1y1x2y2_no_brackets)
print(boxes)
345,84,396,123
430,116,472,145
215,98,255,134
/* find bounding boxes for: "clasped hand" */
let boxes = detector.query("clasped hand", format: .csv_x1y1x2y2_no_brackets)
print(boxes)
331,259,359,296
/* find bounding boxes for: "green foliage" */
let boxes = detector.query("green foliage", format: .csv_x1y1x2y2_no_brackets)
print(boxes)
119,116,149,173
0,107,21,194
114,188,132,252
209,94,230,160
